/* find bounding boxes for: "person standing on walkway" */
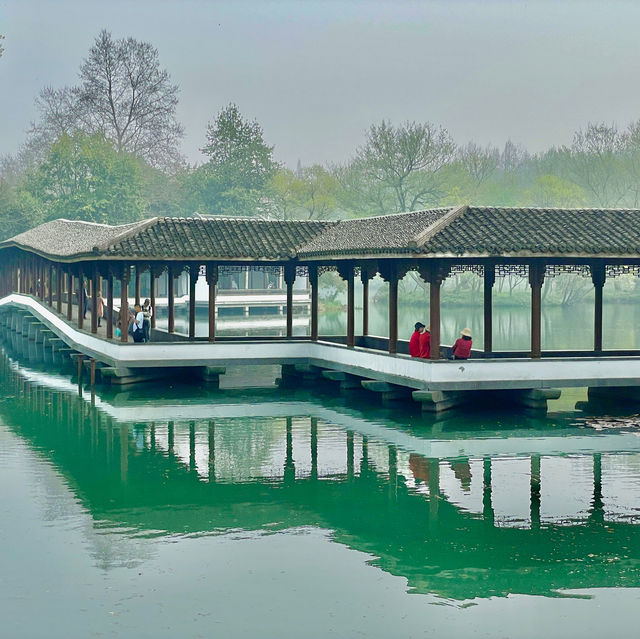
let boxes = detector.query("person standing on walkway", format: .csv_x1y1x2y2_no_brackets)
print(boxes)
142,298,152,342
452,328,473,360
409,322,425,357
419,325,431,359
97,291,105,328
132,303,145,343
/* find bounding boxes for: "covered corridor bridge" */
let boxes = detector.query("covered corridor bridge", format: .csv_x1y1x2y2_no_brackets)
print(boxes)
2,205,640,410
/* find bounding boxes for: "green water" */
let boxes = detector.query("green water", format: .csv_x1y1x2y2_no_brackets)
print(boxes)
2,336,640,638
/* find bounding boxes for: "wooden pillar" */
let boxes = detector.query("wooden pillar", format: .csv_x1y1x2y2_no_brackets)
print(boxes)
66,270,73,321
47,263,53,306
484,263,495,355
106,271,114,339
90,265,99,334
188,264,198,339
168,264,175,334
420,264,448,361
529,262,544,359
150,266,157,329
361,267,371,337
77,268,84,329
309,265,318,341
339,262,355,348
39,258,45,301
120,265,130,343
56,264,62,314
387,268,399,354
592,263,605,353
134,267,141,306
206,263,218,342
284,264,295,338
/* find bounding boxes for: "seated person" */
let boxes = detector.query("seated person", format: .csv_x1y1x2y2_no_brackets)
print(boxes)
452,328,472,360
419,325,431,359
409,322,425,357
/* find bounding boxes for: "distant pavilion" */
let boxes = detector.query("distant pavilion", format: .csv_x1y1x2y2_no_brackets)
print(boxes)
1,204,639,359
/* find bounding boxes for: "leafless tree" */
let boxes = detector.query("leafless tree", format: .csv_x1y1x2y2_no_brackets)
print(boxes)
28,30,184,171
458,142,500,187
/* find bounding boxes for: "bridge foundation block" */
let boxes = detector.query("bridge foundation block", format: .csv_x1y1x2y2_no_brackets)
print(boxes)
361,380,412,405
412,390,474,413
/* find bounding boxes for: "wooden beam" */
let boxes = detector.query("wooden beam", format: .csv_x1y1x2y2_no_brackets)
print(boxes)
150,265,157,329
167,264,175,334
134,267,141,306
309,264,318,341
91,265,99,334
106,271,114,339
284,264,295,338
206,263,218,342
189,264,198,339
56,264,62,314
120,265,130,343
388,274,398,355
361,267,371,337
592,262,605,353
66,270,73,321
529,262,544,359
484,263,495,355
77,268,84,330
429,278,441,360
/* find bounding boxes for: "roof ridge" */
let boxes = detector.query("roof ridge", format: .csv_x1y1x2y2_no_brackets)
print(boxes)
340,207,454,223
92,217,159,253
407,205,468,249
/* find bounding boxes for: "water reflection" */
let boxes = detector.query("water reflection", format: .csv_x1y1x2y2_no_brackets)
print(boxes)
2,344,640,601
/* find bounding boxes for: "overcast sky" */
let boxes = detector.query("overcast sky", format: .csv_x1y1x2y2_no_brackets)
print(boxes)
1,0,640,168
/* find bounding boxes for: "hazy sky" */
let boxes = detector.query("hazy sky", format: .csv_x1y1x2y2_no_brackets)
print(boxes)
1,0,640,168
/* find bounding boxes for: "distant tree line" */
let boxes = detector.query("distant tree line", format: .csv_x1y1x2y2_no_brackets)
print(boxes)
4,30,640,240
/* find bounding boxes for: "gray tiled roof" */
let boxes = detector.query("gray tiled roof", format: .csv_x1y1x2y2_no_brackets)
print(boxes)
6,207,640,262
422,207,640,256
2,219,149,257
104,217,336,260
297,208,455,257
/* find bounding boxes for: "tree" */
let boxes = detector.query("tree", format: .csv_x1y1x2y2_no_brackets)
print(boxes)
561,123,630,207
268,165,339,220
189,104,278,216
25,132,147,224
339,120,455,216
458,142,500,187
29,30,183,170
528,175,586,208
0,34,5,58
201,103,277,191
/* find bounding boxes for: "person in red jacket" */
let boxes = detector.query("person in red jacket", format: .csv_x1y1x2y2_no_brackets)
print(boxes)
452,328,472,360
419,325,431,359
409,322,425,357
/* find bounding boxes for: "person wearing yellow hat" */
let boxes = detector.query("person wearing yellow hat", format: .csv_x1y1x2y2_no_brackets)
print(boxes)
452,327,472,360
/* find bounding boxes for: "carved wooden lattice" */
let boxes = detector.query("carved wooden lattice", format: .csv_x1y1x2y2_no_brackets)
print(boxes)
494,264,529,278
544,264,591,278
449,264,484,277
606,264,640,278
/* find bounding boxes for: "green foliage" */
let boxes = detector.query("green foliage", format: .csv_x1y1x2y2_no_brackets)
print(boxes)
24,132,147,224
268,165,339,220
187,104,278,216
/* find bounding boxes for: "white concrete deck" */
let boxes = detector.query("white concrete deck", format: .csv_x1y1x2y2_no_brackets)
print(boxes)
3,293,640,392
